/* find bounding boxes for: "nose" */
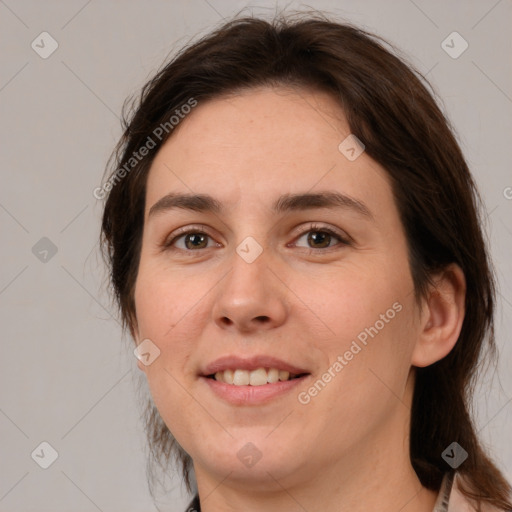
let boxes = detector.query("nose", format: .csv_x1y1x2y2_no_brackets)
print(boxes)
211,247,288,333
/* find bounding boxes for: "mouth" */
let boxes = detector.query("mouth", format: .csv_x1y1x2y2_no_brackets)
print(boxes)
206,367,307,385
199,355,311,404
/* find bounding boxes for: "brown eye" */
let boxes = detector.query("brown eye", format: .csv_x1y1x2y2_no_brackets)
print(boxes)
183,233,209,249
294,225,349,251
307,231,332,248
167,230,217,251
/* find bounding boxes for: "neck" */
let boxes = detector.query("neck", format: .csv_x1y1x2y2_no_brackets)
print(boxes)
195,453,437,512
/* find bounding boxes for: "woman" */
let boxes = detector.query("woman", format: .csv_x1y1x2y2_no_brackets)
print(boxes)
100,13,512,512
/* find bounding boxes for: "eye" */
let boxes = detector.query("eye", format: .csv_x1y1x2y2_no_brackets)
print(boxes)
165,228,220,251
163,223,350,253
293,224,350,250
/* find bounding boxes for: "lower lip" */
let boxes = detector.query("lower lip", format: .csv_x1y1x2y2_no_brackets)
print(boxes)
201,375,310,405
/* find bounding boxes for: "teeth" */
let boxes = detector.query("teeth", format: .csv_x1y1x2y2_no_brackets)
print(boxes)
233,369,250,386
223,369,234,385
267,368,279,383
213,368,299,385
249,368,268,386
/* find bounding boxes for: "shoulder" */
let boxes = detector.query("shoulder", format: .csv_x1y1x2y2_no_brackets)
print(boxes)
449,473,508,512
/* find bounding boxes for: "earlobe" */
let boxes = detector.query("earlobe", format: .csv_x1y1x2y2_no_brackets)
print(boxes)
411,264,466,368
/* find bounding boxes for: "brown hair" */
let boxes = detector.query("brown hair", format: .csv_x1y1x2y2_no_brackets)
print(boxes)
101,12,512,509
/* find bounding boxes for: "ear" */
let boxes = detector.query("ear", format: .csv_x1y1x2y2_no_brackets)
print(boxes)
411,264,466,367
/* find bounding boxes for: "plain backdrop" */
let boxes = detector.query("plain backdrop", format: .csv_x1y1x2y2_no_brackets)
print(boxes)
1,1,511,511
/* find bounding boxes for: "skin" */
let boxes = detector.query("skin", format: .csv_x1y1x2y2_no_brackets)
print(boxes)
133,86,466,512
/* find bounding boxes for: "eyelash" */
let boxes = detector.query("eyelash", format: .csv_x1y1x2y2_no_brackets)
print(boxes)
162,223,350,254
291,223,350,251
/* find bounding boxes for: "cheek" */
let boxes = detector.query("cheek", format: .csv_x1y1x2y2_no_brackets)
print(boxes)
134,259,208,344
299,261,411,346
293,287,416,453
295,260,417,397
133,263,206,403
133,268,212,445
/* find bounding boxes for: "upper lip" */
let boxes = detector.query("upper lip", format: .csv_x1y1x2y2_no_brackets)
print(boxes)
201,355,310,376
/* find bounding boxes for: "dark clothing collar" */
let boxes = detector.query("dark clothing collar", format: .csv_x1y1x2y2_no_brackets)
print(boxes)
185,494,201,511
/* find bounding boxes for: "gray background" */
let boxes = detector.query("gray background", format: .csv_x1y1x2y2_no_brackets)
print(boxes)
1,0,511,511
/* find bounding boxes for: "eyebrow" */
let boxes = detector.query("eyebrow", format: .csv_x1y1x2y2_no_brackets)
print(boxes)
148,191,373,219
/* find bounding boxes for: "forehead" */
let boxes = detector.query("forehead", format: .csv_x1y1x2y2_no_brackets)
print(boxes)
145,86,393,218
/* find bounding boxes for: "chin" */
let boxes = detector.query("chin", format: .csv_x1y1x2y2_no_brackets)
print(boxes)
193,432,308,485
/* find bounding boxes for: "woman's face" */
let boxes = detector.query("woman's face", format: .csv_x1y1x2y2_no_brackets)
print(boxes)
134,87,423,488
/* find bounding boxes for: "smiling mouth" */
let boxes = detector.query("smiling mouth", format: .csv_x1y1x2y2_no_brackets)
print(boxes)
207,368,308,386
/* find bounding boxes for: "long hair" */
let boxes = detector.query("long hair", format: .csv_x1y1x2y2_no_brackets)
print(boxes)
101,13,512,510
